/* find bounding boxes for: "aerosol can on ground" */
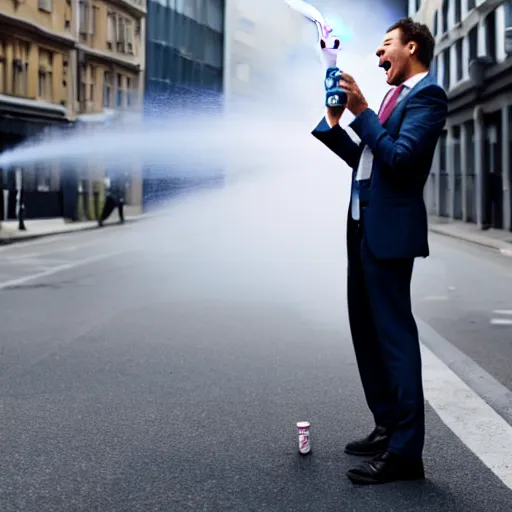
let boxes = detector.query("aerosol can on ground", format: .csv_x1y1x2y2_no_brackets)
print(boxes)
297,421,311,455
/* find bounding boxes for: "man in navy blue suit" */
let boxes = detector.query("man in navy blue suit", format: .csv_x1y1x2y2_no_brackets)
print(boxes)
312,18,447,484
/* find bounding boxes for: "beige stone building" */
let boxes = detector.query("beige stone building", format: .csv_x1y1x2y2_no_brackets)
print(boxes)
75,0,146,219
0,0,146,222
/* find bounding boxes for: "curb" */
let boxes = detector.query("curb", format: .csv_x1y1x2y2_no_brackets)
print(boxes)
429,224,512,256
0,215,148,246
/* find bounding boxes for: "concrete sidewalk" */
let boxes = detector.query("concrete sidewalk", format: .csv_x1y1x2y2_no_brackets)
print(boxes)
429,216,512,256
0,213,145,244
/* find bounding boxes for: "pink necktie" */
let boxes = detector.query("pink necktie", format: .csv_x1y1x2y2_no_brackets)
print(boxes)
378,84,405,124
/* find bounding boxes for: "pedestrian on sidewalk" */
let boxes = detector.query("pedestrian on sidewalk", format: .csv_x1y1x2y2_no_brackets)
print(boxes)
98,170,126,227
312,18,447,484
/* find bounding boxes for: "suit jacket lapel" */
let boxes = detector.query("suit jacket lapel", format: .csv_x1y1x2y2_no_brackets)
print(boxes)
382,74,434,126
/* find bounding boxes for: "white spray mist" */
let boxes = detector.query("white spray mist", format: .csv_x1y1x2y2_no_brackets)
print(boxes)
0,0,403,326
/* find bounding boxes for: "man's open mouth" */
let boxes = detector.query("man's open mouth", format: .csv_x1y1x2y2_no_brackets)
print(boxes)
381,61,392,72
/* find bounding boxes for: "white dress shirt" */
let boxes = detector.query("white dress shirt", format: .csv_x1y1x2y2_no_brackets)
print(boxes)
350,71,428,220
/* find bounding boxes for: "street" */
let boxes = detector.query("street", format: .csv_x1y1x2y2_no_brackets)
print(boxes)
0,199,512,511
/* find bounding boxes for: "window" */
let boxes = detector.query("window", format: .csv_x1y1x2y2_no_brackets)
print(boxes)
117,17,126,52
506,1,512,27
38,0,52,12
431,55,438,81
116,73,123,107
443,48,450,90
467,0,476,11
107,12,116,48
110,14,134,54
103,71,112,107
0,40,5,95
126,21,134,54
90,69,95,103
92,7,98,35
442,0,448,33
205,0,223,32
126,77,133,106
454,0,461,24
38,49,53,101
204,28,223,68
12,40,30,97
79,1,90,34
455,39,463,82
433,11,438,36
485,10,496,62
506,1,512,55
468,26,478,63
415,0,421,13
80,64,95,111
236,63,250,82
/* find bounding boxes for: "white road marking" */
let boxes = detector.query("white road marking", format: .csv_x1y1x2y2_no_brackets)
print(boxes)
422,296,449,301
500,248,512,257
490,318,512,326
421,343,512,489
492,310,512,316
0,251,121,290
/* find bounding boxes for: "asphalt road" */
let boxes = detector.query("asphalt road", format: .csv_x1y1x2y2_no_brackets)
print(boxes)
0,205,511,511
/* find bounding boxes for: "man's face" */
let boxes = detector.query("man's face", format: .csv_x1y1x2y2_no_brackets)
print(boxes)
376,28,413,86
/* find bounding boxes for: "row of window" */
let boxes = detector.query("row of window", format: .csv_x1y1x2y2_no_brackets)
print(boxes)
428,0,512,37
79,65,136,112
150,0,224,32
145,1,225,93
78,1,140,57
146,41,223,91
430,4,511,90
148,4,223,65
0,39,67,104
0,39,138,114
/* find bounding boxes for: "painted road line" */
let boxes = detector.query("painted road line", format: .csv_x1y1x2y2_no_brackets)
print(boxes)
0,252,121,290
421,343,512,490
490,318,512,326
492,310,512,315
418,318,512,428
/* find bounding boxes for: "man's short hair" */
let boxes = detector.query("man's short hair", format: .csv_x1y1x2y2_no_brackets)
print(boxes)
387,17,435,68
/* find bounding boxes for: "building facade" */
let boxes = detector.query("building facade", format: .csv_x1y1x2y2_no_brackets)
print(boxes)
0,0,146,223
0,0,76,220
75,0,146,219
411,0,512,232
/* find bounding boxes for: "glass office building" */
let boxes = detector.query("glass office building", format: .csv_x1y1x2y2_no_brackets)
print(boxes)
145,0,225,107
143,0,226,206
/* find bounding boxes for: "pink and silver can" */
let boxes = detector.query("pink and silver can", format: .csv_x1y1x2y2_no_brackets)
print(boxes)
297,421,311,454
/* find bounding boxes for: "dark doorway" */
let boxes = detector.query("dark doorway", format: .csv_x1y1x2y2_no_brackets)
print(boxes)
483,111,503,229
452,126,463,219
465,120,476,222
439,131,450,217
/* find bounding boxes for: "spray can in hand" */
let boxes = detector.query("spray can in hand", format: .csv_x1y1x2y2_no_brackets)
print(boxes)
297,421,311,455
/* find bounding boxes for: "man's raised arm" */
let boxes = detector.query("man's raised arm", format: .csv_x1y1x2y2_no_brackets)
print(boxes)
311,108,363,169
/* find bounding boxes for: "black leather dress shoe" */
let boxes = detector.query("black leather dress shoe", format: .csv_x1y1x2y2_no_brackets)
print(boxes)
344,426,390,456
346,451,425,485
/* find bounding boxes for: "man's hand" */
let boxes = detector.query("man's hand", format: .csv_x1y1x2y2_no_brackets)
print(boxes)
339,73,368,116
325,106,345,128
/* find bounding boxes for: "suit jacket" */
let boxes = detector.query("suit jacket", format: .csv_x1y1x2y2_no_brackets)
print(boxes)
312,73,448,260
